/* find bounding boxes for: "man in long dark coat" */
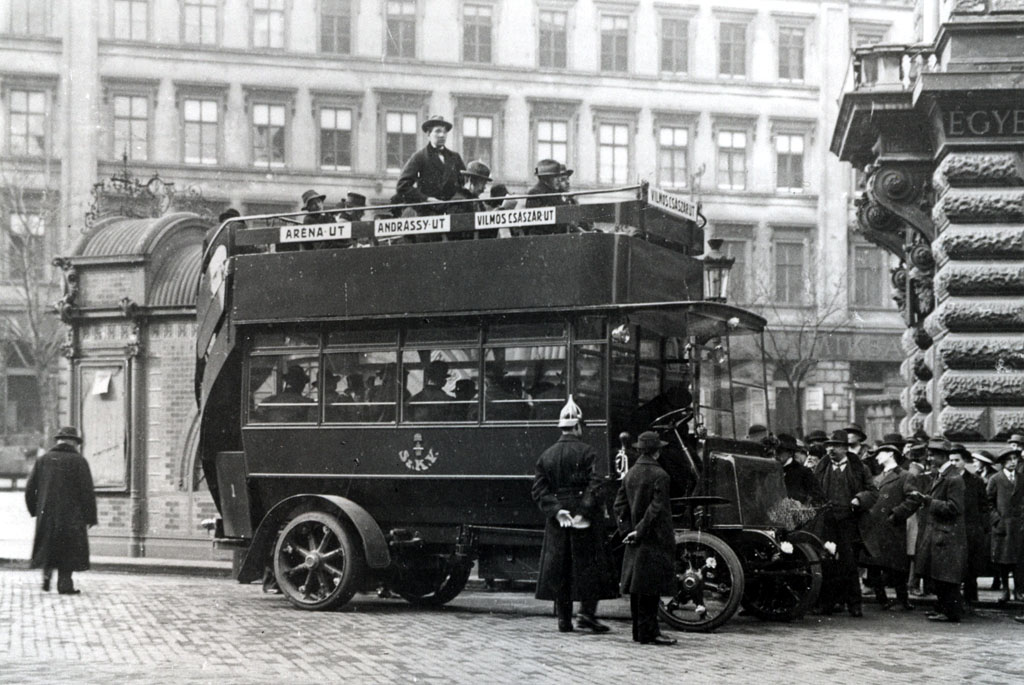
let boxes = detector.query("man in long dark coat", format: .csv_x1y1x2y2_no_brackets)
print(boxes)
532,396,617,633
814,429,877,616
395,114,466,217
775,433,823,505
911,439,968,622
614,431,677,646
25,426,97,594
986,446,1023,603
951,445,989,606
859,440,920,610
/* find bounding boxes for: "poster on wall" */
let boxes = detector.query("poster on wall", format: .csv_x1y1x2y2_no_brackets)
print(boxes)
79,364,128,490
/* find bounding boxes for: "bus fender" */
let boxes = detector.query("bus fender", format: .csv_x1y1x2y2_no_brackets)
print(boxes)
237,494,392,584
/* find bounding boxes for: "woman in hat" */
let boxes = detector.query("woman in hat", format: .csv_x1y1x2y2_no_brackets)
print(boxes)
858,440,921,610
25,426,97,595
395,114,467,219
986,446,1024,602
613,431,677,645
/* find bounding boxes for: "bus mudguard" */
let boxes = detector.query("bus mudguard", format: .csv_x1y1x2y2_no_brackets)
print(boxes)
237,494,391,584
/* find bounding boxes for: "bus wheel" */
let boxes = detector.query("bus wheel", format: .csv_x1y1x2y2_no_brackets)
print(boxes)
658,531,744,632
273,511,364,611
394,558,472,607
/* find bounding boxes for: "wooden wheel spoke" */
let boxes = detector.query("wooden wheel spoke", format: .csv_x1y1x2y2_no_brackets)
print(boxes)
322,562,345,578
317,528,335,554
321,549,344,562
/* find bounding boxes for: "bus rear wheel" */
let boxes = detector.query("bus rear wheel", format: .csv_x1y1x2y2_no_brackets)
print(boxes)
393,557,472,607
273,511,364,611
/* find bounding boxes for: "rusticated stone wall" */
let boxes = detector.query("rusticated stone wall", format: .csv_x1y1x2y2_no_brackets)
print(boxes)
925,151,1024,440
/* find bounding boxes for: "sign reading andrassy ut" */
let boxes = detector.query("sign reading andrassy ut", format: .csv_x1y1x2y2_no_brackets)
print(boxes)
647,187,698,222
943,108,1024,138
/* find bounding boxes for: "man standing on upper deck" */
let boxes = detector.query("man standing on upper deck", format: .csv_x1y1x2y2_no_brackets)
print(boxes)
395,114,466,216
533,396,618,634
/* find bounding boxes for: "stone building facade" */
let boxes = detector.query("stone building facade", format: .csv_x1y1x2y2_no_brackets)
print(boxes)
832,1,1024,446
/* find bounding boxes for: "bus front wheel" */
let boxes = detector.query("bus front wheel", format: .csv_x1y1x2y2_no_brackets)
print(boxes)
273,511,365,611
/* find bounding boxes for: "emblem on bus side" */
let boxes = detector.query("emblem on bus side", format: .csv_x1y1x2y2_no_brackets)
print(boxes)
399,433,438,472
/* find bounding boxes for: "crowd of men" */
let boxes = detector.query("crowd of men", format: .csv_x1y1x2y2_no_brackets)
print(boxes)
217,113,588,246
766,422,1024,624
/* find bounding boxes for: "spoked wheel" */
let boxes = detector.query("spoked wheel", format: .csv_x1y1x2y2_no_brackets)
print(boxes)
393,557,472,607
273,511,364,611
741,541,823,621
659,531,744,632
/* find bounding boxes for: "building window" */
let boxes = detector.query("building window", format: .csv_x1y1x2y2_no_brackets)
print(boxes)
661,18,688,73
657,126,688,189
538,9,567,68
252,103,286,168
319,107,352,171
852,245,889,307
253,0,285,49
716,130,746,190
6,213,46,282
778,26,805,81
321,0,352,54
600,15,628,73
9,0,46,35
113,0,148,40
775,240,806,304
719,22,746,77
463,4,492,64
182,98,218,164
598,122,628,185
385,111,417,172
386,0,416,58
536,119,567,164
7,89,47,157
721,238,747,302
112,94,148,161
183,0,217,44
461,115,493,165
775,134,804,192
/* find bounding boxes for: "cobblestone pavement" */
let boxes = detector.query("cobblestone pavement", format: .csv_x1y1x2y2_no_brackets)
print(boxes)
2,569,1024,684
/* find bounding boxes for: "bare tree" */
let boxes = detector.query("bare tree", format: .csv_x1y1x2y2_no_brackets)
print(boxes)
747,269,849,436
0,164,65,443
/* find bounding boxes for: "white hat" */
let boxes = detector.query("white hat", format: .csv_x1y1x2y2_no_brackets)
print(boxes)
558,395,583,428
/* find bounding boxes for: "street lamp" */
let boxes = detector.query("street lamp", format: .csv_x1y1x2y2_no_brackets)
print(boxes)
702,238,735,303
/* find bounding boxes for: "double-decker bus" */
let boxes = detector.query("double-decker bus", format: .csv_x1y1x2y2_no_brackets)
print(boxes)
196,187,773,612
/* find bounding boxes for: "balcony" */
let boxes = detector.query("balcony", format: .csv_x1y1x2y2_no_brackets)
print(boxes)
851,43,940,91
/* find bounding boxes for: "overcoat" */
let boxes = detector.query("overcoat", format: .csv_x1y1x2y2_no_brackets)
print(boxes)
532,434,618,601
25,443,97,571
395,145,466,211
915,468,967,584
858,468,920,572
986,469,1024,565
961,469,990,577
613,454,676,596
782,459,824,505
524,181,574,235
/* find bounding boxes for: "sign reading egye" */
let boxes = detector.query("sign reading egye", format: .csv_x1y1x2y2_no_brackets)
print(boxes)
943,108,1024,138
648,187,698,222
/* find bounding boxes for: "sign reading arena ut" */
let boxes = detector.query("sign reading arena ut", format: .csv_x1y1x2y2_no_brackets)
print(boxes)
943,108,1024,138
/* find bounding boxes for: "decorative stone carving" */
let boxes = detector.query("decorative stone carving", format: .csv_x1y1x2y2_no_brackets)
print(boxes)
938,335,1024,370
934,263,1024,299
941,372,1024,404
937,189,1024,225
913,327,933,351
934,300,1024,332
911,381,932,413
913,356,934,380
992,409,1024,438
936,226,1024,262
869,164,936,243
950,0,987,13
51,257,79,324
938,152,1024,188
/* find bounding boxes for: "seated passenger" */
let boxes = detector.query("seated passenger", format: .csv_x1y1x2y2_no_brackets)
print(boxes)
408,360,455,422
258,365,316,423
525,160,579,235
485,368,529,421
454,378,479,421
451,161,492,239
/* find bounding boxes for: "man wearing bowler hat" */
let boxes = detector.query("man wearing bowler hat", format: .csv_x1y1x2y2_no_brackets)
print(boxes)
774,433,823,505
396,114,466,217
525,159,577,235
614,431,677,645
814,429,877,616
450,160,493,236
25,426,97,595
844,422,870,470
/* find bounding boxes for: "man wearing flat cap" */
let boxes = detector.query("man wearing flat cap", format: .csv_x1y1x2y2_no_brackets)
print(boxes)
25,426,97,595
614,431,677,646
533,396,618,634
814,429,877,616
910,439,968,622
986,445,1023,603
395,114,466,218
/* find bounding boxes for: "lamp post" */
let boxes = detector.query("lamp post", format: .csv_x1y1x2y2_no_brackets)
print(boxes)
702,238,735,303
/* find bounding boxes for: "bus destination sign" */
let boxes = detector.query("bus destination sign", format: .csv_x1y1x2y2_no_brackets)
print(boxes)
474,206,556,231
279,222,352,243
648,187,698,222
374,214,451,238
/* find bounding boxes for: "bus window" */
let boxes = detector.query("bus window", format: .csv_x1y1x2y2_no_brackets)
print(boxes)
638,333,662,404
696,337,734,439
403,349,480,422
483,346,566,422
573,343,605,422
252,328,320,348
730,360,768,435
575,316,606,342
323,351,399,423
610,332,637,414
248,355,318,424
